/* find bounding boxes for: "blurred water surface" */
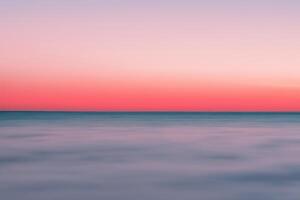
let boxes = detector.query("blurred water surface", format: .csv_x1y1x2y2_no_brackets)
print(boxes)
1,112,300,200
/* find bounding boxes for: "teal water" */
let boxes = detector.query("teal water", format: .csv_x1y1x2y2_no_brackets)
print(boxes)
1,112,300,200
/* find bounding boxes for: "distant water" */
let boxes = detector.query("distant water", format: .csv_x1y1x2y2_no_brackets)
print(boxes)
1,112,300,200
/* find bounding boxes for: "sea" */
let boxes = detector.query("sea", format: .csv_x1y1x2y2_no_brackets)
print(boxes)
1,112,300,200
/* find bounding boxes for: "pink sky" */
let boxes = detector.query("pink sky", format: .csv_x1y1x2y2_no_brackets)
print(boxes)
1,1,300,111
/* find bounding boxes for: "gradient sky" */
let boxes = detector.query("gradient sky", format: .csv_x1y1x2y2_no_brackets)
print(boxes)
1,0,300,111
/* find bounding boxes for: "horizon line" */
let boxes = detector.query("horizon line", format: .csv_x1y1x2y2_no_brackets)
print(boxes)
1,110,300,113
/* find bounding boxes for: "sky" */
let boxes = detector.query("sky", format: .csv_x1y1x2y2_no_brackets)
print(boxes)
1,0,300,111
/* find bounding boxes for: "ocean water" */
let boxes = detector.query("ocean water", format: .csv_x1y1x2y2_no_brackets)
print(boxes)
1,112,300,200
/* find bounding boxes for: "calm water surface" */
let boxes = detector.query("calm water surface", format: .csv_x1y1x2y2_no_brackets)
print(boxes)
1,112,300,200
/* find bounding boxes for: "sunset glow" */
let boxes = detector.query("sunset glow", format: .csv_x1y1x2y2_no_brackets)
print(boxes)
1,0,300,111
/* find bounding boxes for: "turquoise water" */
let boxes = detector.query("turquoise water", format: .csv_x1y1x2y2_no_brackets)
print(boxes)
1,112,300,200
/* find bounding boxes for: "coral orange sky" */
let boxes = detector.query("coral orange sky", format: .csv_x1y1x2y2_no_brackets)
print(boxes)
1,0,300,111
